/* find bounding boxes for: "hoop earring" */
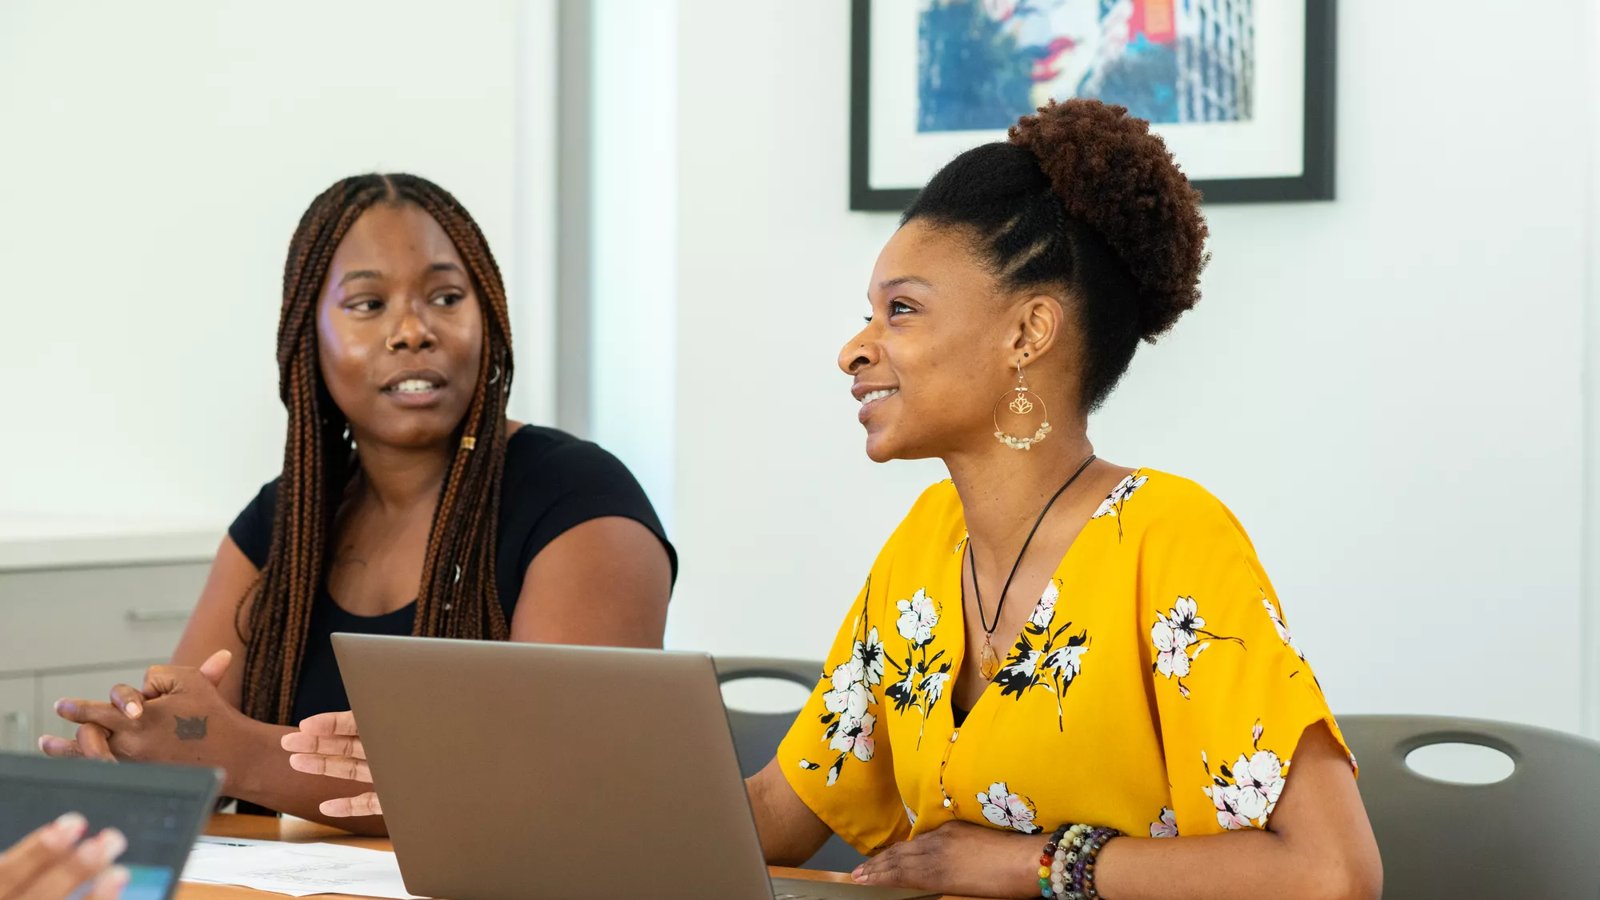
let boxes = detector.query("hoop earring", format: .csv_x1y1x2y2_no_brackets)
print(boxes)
993,363,1051,451
487,364,501,386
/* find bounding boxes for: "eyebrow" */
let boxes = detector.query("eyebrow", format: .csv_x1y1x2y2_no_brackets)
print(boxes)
875,275,933,292
337,269,383,286
337,262,464,286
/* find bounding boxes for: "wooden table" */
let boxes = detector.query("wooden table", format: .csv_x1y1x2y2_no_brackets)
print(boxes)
180,814,992,899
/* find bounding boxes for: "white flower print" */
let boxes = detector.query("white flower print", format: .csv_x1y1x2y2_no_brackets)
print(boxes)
918,670,950,707
1151,617,1193,680
1262,597,1306,661
827,654,863,696
1150,596,1243,699
1028,581,1059,629
1043,642,1087,680
1150,807,1179,838
995,582,1091,730
1092,474,1148,520
889,664,917,708
1202,723,1289,830
809,585,886,787
827,710,876,768
895,589,939,646
821,626,884,721
854,626,886,685
1007,649,1042,680
976,782,1042,834
1158,596,1205,645
823,678,869,720
885,588,951,748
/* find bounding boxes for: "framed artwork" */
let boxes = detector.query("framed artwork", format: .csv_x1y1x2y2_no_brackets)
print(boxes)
849,0,1337,210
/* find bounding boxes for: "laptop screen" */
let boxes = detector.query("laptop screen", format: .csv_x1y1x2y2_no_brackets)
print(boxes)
0,754,221,900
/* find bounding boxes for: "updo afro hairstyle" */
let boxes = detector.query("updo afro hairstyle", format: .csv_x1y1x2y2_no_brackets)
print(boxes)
902,98,1208,411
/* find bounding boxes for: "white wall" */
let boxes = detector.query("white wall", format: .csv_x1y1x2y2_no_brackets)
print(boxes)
0,1,552,530
587,0,679,533
658,0,1597,733
1583,0,1600,734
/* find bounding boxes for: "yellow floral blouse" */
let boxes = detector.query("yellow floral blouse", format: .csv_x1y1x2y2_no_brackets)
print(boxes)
777,469,1352,853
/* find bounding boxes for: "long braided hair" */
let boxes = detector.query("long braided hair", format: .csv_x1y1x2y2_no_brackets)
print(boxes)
239,173,514,725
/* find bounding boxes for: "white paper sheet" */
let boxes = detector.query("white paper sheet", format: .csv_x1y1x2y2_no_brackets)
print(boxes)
182,836,424,898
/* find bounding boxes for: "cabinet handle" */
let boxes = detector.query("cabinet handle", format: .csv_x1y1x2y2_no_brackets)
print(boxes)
125,609,189,624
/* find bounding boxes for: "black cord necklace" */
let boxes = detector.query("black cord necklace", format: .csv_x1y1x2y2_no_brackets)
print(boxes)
968,453,1097,680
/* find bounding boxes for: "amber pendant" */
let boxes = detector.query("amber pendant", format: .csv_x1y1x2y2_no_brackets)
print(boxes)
979,636,1001,680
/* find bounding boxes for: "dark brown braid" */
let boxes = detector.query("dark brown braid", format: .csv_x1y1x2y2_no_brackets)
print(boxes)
239,174,514,726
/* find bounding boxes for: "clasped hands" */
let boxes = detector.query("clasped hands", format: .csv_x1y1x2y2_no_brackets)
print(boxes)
40,650,245,774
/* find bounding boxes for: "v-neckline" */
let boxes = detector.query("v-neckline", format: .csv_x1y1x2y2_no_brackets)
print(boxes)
941,471,1137,724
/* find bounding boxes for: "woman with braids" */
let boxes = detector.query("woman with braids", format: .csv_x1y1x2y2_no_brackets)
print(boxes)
290,102,1380,896
40,174,675,832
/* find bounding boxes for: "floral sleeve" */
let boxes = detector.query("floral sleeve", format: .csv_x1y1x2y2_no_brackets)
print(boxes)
1139,498,1353,838
776,575,910,854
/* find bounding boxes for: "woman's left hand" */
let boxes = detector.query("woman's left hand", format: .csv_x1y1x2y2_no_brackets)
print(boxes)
850,820,1042,899
40,650,247,774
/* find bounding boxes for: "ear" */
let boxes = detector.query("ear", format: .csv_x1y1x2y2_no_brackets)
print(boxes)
1006,293,1068,366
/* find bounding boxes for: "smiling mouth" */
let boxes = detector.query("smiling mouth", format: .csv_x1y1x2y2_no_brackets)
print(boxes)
859,388,898,405
384,378,442,395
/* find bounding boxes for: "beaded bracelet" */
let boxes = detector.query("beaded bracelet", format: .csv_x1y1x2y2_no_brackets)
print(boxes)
1059,824,1096,899
1037,824,1070,898
1038,823,1091,898
1068,826,1122,900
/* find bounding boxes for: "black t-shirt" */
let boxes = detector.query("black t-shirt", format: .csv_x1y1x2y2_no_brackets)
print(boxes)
228,425,676,726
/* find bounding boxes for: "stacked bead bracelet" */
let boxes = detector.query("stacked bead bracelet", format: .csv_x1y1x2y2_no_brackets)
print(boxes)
1038,822,1121,899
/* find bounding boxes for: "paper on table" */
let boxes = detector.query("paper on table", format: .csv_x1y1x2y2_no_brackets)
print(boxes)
182,836,424,899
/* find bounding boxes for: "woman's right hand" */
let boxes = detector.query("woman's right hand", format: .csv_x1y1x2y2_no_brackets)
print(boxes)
281,711,382,817
0,814,128,900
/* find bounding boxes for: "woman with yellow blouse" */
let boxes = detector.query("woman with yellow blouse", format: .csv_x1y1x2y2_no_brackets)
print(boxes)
745,100,1382,898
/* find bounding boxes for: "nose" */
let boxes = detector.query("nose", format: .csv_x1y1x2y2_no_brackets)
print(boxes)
385,299,437,353
838,324,878,376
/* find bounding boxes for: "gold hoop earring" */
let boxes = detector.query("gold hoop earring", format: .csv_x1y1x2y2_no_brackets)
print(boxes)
993,363,1051,451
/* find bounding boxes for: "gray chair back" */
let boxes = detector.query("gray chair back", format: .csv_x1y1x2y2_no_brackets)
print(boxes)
1341,714,1600,898
713,656,866,873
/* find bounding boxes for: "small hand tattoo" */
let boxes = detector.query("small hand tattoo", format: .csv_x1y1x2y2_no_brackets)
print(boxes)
175,716,208,741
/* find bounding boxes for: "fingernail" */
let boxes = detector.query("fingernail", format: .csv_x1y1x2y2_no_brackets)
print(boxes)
88,829,126,864
125,701,141,718
43,813,86,849
105,865,130,888
851,867,866,881
54,699,72,715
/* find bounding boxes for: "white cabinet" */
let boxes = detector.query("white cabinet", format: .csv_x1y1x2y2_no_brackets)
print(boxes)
0,563,204,673
0,560,208,752
0,674,35,754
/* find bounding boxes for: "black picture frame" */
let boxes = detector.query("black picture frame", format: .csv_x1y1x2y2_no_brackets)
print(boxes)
849,0,1337,211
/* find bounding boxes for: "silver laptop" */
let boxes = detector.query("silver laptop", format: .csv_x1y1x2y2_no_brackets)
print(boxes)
333,634,934,900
